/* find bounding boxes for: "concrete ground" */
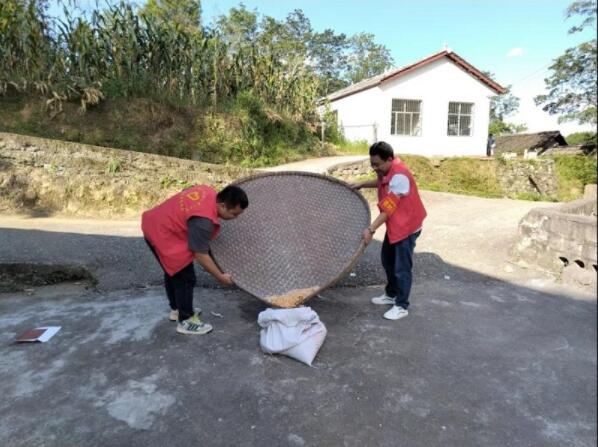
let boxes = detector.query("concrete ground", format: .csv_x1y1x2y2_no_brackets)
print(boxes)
0,270,595,447
0,175,596,445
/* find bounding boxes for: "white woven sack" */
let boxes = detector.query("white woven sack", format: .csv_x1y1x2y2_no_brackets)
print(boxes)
258,307,327,366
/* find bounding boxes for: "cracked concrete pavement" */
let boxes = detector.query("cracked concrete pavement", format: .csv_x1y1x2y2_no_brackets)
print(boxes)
0,272,595,446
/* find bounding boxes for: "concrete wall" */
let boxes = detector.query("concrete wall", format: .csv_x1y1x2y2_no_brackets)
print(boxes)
513,189,597,286
330,58,495,157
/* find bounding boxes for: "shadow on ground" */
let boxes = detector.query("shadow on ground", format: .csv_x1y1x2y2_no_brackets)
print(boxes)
0,228,596,446
0,228,474,293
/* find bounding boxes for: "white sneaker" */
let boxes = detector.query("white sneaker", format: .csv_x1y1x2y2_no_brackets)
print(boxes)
371,294,395,305
383,305,409,320
169,307,202,321
176,315,213,335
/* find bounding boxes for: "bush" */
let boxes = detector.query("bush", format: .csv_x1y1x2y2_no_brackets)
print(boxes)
321,107,344,145
565,132,597,146
553,154,597,201
105,158,123,173
397,156,502,198
197,91,320,167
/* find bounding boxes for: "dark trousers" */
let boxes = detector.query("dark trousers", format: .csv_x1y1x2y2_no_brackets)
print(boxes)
381,230,421,309
145,239,196,322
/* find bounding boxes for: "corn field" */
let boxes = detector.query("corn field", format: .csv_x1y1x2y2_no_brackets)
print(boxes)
0,0,321,120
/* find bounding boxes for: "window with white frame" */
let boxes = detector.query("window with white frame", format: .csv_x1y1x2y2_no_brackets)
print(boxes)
447,102,474,136
390,99,422,136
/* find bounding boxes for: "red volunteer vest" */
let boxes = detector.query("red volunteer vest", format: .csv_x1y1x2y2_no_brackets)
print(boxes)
141,185,220,276
377,158,427,244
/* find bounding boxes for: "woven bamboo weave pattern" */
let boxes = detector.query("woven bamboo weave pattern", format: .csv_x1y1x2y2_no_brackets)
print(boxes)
211,172,371,307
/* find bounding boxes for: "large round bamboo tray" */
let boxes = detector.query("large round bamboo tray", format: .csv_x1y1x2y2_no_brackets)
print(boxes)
211,171,371,308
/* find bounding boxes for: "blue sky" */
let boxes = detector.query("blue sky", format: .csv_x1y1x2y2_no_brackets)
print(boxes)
202,0,584,83
49,0,596,134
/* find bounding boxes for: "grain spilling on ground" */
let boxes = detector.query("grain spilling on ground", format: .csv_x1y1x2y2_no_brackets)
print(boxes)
265,286,320,308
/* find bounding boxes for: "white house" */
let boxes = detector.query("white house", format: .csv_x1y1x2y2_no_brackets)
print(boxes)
322,49,506,157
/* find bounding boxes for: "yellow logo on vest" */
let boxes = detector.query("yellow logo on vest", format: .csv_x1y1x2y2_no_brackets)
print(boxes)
179,190,203,212
187,191,202,201
380,195,398,215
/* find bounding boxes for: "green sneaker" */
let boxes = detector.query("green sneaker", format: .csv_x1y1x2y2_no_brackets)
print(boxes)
176,314,213,335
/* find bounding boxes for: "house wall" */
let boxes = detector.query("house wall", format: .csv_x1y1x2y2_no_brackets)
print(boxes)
329,85,382,145
330,58,496,157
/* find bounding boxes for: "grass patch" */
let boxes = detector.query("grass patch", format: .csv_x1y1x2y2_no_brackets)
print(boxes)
105,158,124,173
400,156,503,198
512,192,557,202
160,176,193,190
553,154,597,201
333,140,369,155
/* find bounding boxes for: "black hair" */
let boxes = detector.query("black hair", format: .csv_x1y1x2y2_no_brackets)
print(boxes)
369,141,394,161
217,185,249,209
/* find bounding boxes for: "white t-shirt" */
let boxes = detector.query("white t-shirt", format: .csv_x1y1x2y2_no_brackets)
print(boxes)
388,174,410,196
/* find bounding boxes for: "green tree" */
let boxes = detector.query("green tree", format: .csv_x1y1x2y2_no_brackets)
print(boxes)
258,9,312,66
490,87,519,119
345,32,394,84
141,0,202,30
280,9,311,58
216,4,258,50
535,1,597,125
484,71,527,135
309,29,350,95
489,120,528,136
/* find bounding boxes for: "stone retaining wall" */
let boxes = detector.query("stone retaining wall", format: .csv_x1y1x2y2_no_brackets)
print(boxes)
0,132,249,217
496,159,557,198
327,159,371,179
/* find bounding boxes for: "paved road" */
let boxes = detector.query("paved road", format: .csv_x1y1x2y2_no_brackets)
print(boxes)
0,274,595,446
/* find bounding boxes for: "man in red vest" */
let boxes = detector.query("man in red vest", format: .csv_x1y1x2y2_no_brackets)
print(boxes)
142,184,248,335
352,142,427,320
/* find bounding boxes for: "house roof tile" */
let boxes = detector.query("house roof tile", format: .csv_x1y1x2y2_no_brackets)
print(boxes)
494,131,568,155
